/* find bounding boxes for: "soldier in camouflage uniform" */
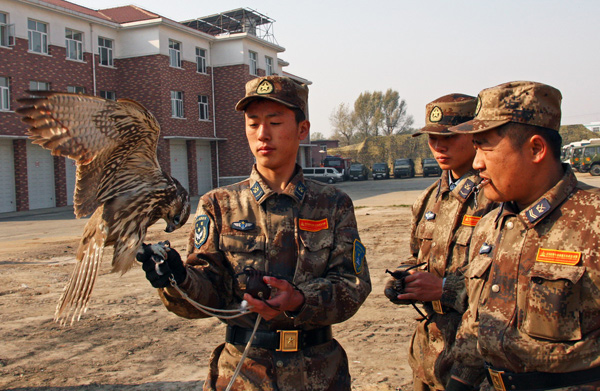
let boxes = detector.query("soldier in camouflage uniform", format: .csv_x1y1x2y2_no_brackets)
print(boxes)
446,81,600,391
137,75,371,391
384,94,496,390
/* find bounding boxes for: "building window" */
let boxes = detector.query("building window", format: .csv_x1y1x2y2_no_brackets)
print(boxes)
0,76,9,111
265,56,273,76
65,28,83,61
0,12,14,47
100,90,116,100
171,91,184,118
594,127,600,132
249,50,258,75
28,19,48,54
67,86,85,94
198,95,209,120
98,37,114,66
169,39,182,68
29,81,50,91
196,47,207,73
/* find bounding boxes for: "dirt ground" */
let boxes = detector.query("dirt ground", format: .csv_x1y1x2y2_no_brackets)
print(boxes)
0,201,420,390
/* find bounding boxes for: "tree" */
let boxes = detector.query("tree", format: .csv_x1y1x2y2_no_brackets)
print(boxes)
329,103,355,146
310,131,326,141
380,89,414,136
353,92,382,139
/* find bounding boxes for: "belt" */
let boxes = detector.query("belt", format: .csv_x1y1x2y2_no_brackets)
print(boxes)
485,363,600,391
226,325,332,352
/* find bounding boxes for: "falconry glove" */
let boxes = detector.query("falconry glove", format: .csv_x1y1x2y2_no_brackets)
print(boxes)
137,242,187,288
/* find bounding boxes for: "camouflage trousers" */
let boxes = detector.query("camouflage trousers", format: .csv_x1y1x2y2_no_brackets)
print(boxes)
408,311,462,390
204,339,351,391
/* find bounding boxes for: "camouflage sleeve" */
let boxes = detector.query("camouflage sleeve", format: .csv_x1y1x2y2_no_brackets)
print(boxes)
440,273,467,313
157,195,235,319
449,231,490,386
289,192,372,328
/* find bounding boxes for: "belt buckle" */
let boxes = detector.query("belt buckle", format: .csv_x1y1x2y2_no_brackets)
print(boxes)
277,330,299,352
488,368,507,391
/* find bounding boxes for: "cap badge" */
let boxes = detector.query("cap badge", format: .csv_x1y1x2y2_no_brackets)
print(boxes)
429,106,443,123
256,80,274,95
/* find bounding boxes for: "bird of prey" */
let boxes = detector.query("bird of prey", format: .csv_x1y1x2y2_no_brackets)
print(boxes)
16,92,191,325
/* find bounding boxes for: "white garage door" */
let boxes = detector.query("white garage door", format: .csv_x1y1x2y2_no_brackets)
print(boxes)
0,139,16,213
27,141,55,209
169,140,189,191
65,157,77,205
196,142,213,195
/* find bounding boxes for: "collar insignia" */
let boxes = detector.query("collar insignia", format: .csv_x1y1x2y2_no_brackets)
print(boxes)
479,243,492,254
526,198,551,223
294,182,307,201
251,182,265,202
425,211,436,220
459,179,475,199
231,220,255,231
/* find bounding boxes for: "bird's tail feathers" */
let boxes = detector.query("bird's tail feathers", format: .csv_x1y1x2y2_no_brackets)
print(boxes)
55,231,106,326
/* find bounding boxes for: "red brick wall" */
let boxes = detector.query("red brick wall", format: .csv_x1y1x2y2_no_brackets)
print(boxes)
13,139,28,211
54,156,67,207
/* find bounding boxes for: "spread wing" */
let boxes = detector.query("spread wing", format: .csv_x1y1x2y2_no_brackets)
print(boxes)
16,92,163,218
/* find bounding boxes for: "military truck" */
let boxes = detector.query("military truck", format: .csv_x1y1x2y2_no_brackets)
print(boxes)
349,163,369,181
575,143,600,176
372,162,390,180
422,158,442,177
393,158,415,178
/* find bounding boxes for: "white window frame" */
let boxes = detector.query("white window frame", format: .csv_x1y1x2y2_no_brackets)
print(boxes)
0,12,15,47
67,86,85,94
169,39,182,68
29,81,50,91
0,76,9,111
171,91,184,118
98,37,114,67
198,95,209,121
100,90,116,100
196,47,207,73
249,50,258,75
28,19,48,54
65,28,83,61
265,56,273,76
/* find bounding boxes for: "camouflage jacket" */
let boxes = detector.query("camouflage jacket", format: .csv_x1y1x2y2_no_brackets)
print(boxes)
158,165,371,390
394,169,496,388
451,166,600,388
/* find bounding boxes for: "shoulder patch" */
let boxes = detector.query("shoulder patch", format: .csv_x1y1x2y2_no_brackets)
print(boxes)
458,179,475,199
353,239,366,275
525,198,551,223
231,220,255,231
194,215,210,249
250,182,265,201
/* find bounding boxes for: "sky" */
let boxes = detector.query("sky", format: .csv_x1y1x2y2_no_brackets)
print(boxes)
73,0,600,137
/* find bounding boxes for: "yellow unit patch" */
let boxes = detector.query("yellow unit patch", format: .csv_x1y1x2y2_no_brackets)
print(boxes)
299,218,329,232
536,248,581,266
462,215,481,227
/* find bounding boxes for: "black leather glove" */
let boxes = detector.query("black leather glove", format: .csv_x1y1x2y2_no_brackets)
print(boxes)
446,378,477,391
136,241,186,288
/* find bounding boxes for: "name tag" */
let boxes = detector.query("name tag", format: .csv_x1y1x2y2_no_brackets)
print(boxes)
462,215,481,227
299,218,329,232
536,248,581,266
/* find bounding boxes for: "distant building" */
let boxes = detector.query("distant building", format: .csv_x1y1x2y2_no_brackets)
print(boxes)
0,0,311,212
584,122,600,133
309,139,339,167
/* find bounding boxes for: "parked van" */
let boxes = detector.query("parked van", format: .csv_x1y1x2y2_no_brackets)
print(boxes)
302,167,344,183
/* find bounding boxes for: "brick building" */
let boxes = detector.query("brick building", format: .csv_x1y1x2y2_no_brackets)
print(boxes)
0,0,312,212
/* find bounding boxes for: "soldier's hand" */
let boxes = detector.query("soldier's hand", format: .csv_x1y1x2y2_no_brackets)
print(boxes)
397,271,443,302
384,277,414,305
244,276,305,321
136,242,187,288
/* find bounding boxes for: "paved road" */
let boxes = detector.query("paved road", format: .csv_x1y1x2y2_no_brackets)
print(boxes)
1,172,599,242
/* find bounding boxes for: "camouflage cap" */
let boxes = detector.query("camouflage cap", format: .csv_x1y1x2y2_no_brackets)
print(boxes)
412,94,477,137
235,76,309,116
450,81,562,134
